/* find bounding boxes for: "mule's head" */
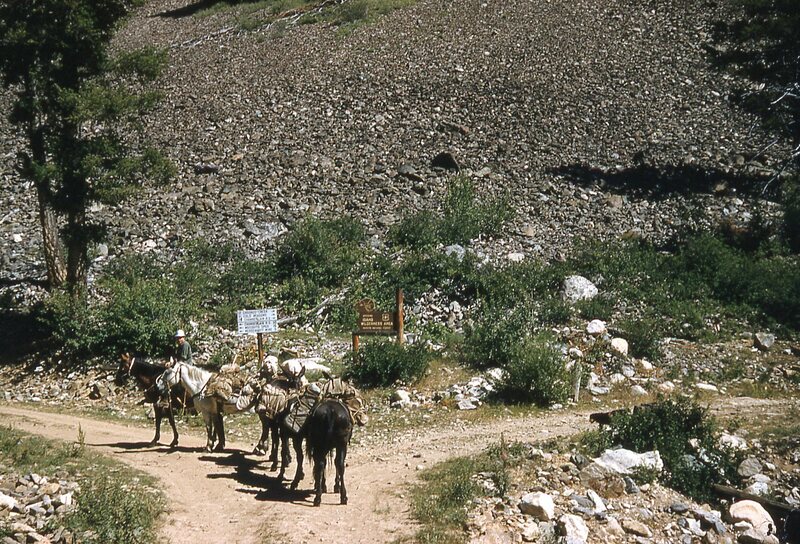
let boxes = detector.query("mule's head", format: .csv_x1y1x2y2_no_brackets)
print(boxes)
115,353,135,386
156,364,181,394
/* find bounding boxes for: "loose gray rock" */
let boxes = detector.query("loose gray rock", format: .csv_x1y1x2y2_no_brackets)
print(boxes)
754,333,776,351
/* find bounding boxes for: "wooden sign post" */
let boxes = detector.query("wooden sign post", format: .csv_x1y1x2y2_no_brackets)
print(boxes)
352,289,404,363
237,308,279,365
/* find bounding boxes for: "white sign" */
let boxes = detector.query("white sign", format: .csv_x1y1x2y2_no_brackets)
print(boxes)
237,308,278,335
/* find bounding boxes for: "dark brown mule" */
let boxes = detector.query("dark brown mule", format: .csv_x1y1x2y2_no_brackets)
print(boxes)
115,353,191,447
306,399,353,506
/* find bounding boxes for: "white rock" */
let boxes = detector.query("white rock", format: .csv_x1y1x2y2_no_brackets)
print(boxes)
745,482,769,496
694,382,719,393
485,368,506,383
639,359,654,371
587,489,606,513
729,500,775,535
558,514,589,543
391,389,411,403
658,381,676,393
609,373,627,385
444,244,466,261
595,448,664,475
719,433,749,451
562,275,599,303
586,319,607,336
519,492,555,521
0,491,17,509
611,338,629,356
631,385,648,396
507,252,525,262
568,347,584,359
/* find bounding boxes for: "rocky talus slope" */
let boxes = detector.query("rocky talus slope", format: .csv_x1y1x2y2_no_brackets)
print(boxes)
0,0,781,289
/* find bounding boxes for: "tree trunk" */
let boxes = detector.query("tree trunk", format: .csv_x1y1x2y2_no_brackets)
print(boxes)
36,189,67,288
65,206,88,292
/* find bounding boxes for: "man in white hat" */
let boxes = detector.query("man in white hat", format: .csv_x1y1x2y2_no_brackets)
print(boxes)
174,329,193,363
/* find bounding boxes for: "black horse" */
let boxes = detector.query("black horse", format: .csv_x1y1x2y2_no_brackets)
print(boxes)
306,399,353,506
115,353,191,447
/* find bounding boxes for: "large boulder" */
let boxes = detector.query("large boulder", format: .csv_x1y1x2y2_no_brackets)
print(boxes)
729,500,775,536
594,448,664,475
519,492,555,521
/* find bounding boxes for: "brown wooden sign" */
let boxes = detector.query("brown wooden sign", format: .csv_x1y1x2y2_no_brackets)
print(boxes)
352,290,405,364
356,299,396,335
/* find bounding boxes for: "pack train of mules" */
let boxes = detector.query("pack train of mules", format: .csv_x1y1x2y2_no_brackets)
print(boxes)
115,352,368,506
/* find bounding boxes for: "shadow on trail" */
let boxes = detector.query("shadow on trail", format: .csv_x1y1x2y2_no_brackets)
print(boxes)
200,452,315,504
89,441,197,454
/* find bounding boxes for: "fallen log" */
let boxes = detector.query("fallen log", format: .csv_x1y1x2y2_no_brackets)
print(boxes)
711,483,794,518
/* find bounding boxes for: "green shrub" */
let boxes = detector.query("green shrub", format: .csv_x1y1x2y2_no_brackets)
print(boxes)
439,176,513,245
618,317,663,361
602,398,742,502
274,216,365,289
67,475,162,544
389,177,513,249
388,210,441,248
575,294,616,321
99,277,188,356
345,340,434,387
38,291,102,357
493,334,571,406
462,303,534,370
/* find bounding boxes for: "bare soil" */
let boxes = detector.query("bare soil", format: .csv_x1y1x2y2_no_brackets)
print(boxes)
0,397,790,544
0,404,593,544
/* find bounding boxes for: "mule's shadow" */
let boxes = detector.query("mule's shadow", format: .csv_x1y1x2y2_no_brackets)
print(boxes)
199,452,315,505
550,162,771,201
89,441,197,454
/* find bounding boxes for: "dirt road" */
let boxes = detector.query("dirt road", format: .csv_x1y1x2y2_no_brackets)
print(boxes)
0,405,592,544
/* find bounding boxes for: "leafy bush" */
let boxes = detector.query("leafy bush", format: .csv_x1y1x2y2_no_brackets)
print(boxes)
492,334,571,406
389,176,513,248
345,340,434,387
618,317,663,361
274,216,365,289
462,303,535,370
602,398,742,502
388,210,441,248
439,176,513,245
38,291,102,357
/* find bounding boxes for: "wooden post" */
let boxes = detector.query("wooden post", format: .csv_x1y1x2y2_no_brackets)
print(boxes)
352,333,360,365
257,332,264,367
573,361,582,403
396,288,404,344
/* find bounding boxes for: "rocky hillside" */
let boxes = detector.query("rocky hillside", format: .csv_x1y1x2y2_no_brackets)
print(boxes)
0,0,781,289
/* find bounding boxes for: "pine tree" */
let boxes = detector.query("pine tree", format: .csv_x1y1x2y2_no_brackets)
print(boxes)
0,0,173,291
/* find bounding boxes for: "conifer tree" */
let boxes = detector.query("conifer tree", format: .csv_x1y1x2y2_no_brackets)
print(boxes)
0,0,173,291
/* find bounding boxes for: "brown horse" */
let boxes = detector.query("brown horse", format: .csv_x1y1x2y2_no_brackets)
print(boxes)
115,353,191,447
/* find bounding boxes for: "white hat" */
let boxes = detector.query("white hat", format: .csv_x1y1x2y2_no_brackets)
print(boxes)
175,329,186,338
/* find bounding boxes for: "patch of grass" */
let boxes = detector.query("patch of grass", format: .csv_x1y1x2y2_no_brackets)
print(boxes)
0,426,163,544
411,439,529,543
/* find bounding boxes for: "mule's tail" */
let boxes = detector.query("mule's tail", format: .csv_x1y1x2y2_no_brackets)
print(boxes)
306,408,336,459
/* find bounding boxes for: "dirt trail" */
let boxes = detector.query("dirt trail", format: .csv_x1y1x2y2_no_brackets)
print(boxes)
0,404,593,544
